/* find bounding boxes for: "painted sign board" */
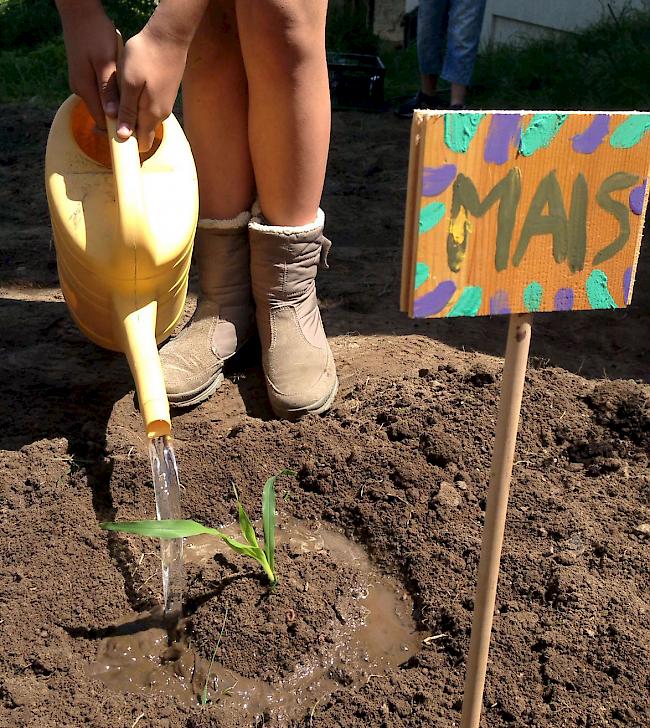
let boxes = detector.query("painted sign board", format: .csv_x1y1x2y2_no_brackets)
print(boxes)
401,111,650,318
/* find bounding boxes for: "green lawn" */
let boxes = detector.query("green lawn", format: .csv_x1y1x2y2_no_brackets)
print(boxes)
1,3,650,111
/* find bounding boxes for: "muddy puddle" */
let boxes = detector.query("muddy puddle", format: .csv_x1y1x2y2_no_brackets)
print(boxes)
88,518,422,723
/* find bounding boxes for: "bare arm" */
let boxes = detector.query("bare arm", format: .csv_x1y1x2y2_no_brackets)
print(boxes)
146,0,212,44
118,0,212,151
55,0,119,128
55,0,211,150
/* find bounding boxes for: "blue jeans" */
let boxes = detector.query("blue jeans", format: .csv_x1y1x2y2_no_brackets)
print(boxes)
417,0,487,86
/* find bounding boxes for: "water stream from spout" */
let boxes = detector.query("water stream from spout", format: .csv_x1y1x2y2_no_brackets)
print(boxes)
149,435,184,619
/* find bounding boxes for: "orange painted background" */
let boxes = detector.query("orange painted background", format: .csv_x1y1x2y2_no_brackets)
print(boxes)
401,111,650,318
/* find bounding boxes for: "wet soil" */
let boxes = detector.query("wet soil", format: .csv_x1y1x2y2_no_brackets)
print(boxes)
90,519,419,723
1,103,649,727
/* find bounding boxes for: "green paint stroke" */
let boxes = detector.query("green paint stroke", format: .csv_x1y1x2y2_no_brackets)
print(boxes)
444,113,485,153
610,114,650,149
586,269,617,309
447,286,483,317
519,113,568,156
523,281,543,312
415,262,430,289
419,201,446,234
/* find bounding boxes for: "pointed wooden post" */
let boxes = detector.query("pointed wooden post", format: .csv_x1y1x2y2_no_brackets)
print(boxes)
460,313,533,728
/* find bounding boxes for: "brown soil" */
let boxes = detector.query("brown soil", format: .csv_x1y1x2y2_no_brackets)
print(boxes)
185,517,419,681
1,102,649,728
189,532,372,681
89,519,419,724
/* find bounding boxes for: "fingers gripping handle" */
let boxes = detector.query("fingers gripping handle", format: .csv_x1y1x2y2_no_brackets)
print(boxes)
105,32,150,263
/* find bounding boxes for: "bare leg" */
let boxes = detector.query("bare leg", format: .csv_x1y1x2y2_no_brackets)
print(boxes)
421,73,439,96
450,82,467,106
237,0,336,418
160,0,255,407
236,0,330,226
182,0,254,219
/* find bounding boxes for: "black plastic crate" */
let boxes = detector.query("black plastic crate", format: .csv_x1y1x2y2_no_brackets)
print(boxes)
327,52,386,110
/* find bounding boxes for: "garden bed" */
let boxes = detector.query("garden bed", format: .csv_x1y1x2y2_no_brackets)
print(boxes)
0,104,648,727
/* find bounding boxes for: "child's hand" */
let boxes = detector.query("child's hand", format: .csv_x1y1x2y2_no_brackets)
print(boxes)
117,24,189,153
57,1,119,130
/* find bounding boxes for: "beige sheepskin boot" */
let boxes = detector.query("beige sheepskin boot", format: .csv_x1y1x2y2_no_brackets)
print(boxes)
160,212,254,406
249,208,338,419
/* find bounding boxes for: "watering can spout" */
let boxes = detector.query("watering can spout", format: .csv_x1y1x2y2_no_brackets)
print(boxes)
114,296,171,439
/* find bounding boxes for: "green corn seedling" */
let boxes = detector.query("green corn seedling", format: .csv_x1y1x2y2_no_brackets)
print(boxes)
101,470,294,585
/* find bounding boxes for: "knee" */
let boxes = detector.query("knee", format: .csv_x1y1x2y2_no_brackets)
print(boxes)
239,0,327,72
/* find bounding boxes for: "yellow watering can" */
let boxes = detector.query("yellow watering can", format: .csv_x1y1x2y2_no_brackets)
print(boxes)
45,96,198,439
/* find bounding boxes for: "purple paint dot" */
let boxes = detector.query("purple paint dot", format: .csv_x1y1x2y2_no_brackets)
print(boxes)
489,290,511,315
422,164,457,196
623,266,633,304
484,114,522,165
629,179,647,215
554,288,574,311
413,280,457,317
572,114,610,154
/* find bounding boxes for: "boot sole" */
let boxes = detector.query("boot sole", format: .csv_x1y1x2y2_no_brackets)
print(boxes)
270,376,339,421
168,372,225,409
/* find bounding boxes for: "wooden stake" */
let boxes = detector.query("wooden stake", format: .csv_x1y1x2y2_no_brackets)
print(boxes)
460,313,533,728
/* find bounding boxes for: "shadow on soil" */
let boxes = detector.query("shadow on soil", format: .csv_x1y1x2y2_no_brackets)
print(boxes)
0,296,156,610
320,235,650,384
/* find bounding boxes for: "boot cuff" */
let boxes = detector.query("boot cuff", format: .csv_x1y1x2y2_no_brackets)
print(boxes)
198,211,251,230
249,208,325,236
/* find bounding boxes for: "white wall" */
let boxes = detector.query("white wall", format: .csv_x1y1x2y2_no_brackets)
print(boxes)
374,0,409,42
374,0,648,46
481,0,648,46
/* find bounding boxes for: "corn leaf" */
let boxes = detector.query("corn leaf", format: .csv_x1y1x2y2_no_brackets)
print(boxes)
100,519,222,540
218,533,264,562
101,518,275,581
236,500,260,550
262,476,277,573
262,469,295,575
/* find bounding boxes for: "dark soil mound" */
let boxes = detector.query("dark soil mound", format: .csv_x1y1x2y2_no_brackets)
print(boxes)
189,539,367,682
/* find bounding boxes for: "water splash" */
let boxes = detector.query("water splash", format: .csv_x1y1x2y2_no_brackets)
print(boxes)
149,435,184,619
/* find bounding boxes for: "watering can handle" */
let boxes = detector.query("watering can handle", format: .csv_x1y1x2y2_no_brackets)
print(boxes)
104,31,151,255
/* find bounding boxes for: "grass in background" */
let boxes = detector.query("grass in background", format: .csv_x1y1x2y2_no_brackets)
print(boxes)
0,0,60,50
1,2,649,110
326,3,380,55
381,42,419,102
471,4,650,110
0,39,68,105
0,0,155,105
381,4,650,110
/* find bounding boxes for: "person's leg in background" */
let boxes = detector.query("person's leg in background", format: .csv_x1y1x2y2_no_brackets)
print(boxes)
236,0,338,418
160,0,256,407
417,0,448,100
395,0,448,116
442,0,487,107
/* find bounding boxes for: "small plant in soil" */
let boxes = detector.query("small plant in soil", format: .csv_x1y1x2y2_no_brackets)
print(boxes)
101,470,294,585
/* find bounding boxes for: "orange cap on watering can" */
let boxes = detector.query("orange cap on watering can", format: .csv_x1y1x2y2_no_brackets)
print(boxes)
44,39,198,438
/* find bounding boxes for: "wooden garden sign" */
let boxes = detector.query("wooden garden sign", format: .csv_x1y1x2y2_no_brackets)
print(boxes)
401,110,650,728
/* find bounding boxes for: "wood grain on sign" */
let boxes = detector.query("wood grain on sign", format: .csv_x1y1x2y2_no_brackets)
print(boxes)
401,111,650,318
